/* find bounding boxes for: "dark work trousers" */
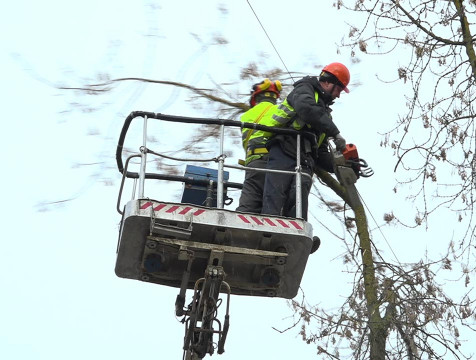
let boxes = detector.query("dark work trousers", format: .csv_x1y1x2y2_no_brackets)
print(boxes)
261,143,313,220
236,155,268,214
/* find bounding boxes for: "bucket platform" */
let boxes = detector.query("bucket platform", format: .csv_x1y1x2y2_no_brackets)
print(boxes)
114,111,316,300
113,111,318,358
115,198,313,299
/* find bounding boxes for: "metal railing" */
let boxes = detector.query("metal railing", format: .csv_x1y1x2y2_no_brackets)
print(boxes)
116,111,314,218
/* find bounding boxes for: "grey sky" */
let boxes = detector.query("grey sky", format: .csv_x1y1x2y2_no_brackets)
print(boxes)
1,1,473,359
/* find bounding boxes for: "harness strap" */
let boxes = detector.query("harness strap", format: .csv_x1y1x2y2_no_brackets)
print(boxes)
246,147,268,157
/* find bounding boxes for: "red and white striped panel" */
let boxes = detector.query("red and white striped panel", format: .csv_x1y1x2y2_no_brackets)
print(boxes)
140,201,206,216
237,214,303,230
140,201,302,230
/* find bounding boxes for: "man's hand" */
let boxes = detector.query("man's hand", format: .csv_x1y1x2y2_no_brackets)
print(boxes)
334,133,346,152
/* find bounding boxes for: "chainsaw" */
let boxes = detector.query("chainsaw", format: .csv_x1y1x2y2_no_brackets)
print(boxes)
331,143,374,187
342,144,374,178
330,143,373,208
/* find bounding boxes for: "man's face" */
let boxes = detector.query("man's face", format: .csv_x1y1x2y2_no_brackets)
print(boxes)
321,81,344,99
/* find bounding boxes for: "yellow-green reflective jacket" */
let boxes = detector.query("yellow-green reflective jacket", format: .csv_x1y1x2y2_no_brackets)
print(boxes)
241,92,328,164
241,92,321,152
241,101,276,151
270,91,327,147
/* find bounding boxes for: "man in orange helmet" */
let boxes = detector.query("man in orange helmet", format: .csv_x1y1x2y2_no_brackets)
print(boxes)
236,79,282,214
261,62,350,221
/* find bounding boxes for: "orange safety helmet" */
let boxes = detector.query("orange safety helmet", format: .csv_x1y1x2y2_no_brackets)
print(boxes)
250,78,282,107
321,62,350,93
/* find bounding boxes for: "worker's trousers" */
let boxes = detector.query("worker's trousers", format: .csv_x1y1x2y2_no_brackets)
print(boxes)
236,155,268,214
261,143,313,220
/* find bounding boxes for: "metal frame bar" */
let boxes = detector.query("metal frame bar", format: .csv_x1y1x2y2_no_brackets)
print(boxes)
116,112,312,218
217,125,225,208
138,115,148,198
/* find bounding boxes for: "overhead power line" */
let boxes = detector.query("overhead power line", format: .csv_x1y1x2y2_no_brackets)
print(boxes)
247,0,401,266
357,189,402,266
246,0,295,82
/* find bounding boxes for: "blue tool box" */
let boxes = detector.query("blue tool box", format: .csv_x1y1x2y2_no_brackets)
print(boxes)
181,165,229,207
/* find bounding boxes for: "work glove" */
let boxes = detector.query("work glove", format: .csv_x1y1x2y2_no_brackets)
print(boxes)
334,133,346,152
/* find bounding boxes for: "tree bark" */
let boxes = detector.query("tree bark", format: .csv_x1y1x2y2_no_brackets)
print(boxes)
453,0,476,82
317,170,389,359
354,195,388,360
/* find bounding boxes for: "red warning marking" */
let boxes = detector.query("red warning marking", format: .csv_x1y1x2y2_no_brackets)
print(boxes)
238,215,251,223
166,205,180,213
238,214,302,230
179,207,192,215
250,216,263,225
140,202,205,216
276,219,289,228
263,218,276,226
289,220,303,230
140,201,152,209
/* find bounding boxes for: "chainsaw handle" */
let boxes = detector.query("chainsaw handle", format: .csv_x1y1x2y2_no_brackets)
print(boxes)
357,158,374,177
360,167,374,177
346,157,374,178
346,158,368,168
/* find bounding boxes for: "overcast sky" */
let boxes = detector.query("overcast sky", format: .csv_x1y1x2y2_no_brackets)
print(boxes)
1,1,474,359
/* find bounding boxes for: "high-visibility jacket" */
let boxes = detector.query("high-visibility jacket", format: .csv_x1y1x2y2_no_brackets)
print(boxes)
279,76,340,137
268,92,326,148
242,77,337,165
241,101,277,164
242,92,321,151
266,75,341,164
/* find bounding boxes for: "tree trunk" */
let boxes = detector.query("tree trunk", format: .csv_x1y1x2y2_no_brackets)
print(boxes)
316,170,389,359
453,0,476,82
354,197,388,360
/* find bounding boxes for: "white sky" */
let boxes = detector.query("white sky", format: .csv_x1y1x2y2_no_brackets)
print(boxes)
1,1,474,359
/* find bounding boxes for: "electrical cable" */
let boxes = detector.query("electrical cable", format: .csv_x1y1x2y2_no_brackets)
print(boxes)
356,189,402,266
248,0,401,267
246,0,295,82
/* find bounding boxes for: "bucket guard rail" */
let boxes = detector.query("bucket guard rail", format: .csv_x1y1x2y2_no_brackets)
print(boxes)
116,111,316,180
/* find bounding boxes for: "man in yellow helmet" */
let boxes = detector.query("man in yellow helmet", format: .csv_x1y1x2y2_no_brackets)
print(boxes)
261,62,350,221
236,79,282,214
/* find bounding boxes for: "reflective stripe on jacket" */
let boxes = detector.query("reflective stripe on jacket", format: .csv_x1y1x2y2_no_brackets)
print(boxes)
272,92,319,131
270,92,326,148
241,102,276,151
